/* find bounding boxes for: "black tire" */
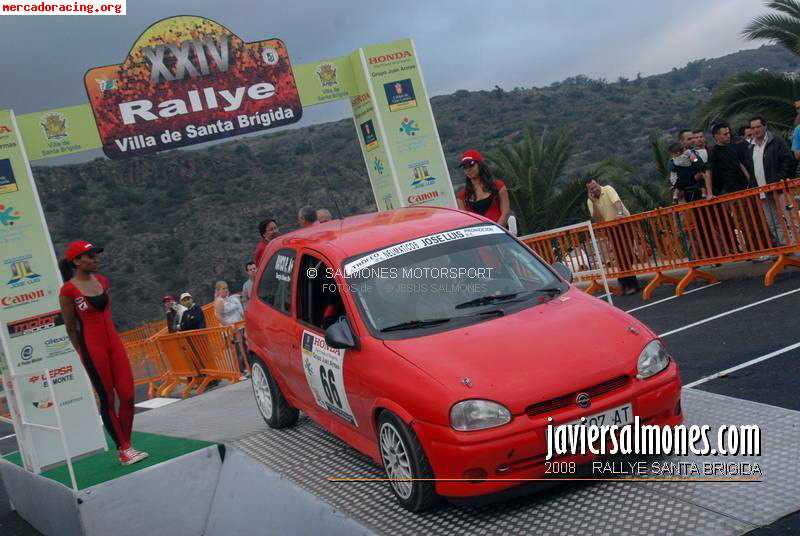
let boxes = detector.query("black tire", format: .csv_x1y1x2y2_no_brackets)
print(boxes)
250,357,299,429
377,411,439,512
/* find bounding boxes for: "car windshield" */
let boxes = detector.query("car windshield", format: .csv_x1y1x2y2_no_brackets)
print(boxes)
343,224,564,339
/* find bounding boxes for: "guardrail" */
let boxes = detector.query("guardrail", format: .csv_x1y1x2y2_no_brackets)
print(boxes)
521,179,800,299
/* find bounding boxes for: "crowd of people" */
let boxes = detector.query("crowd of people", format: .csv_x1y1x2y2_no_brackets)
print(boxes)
155,205,336,378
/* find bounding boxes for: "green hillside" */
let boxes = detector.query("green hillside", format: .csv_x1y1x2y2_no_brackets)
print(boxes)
31,44,800,328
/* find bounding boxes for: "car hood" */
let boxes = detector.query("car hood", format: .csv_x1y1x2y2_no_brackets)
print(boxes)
382,288,655,414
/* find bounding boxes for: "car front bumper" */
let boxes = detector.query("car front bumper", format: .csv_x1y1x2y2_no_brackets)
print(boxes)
412,361,683,497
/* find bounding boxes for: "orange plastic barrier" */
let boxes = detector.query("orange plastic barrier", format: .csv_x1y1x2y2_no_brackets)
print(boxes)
151,325,243,398
522,179,800,299
119,319,166,346
125,339,166,399
180,326,243,394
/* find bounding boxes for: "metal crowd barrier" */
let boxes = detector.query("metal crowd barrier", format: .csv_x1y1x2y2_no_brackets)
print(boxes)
521,179,800,299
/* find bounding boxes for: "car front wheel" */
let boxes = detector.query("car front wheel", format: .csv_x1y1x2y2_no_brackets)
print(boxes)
251,357,299,429
377,411,438,512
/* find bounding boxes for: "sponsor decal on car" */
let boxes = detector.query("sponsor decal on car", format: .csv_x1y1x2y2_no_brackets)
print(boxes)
344,225,505,276
300,330,357,427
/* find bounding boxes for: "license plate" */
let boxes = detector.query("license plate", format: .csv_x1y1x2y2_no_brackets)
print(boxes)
566,403,633,428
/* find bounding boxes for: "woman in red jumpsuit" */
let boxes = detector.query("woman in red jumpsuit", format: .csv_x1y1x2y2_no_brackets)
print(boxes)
58,240,148,466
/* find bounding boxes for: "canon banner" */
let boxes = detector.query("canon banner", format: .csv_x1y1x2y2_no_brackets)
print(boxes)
0,109,106,472
84,16,302,159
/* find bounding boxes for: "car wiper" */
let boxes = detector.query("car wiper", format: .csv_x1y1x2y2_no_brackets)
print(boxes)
380,318,452,332
454,292,522,309
459,309,505,319
535,286,563,296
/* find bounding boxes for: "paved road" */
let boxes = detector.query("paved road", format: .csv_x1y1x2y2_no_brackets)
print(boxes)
1,267,798,535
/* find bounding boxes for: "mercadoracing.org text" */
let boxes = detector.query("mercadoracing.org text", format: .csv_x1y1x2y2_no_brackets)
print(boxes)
1,0,125,15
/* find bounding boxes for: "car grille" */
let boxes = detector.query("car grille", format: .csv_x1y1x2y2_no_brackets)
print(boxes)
524,375,630,417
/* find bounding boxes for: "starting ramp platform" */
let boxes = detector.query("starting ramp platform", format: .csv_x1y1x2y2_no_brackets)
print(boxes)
3,382,799,535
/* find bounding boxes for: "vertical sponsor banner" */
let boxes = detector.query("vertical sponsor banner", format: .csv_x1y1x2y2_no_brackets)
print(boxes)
84,16,303,159
348,51,400,211
0,109,105,471
359,38,456,209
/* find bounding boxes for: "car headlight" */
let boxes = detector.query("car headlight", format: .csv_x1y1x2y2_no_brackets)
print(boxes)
450,399,511,431
637,340,671,379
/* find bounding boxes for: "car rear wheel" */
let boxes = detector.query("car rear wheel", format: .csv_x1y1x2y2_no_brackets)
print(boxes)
251,358,299,429
377,411,438,512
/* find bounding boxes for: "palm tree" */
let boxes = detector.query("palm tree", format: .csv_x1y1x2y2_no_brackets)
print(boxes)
698,0,800,132
487,129,589,235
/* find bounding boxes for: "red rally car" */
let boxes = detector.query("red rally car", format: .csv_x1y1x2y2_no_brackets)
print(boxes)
245,207,683,511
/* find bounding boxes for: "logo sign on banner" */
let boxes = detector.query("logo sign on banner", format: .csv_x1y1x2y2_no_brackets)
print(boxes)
84,16,303,159
16,104,102,161
0,109,105,472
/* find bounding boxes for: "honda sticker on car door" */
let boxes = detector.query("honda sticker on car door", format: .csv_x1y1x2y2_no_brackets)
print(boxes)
301,330,357,427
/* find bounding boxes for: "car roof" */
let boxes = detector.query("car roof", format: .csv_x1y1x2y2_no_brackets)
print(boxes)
272,207,487,261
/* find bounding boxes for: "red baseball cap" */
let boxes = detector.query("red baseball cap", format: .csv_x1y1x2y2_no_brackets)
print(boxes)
459,149,483,166
64,240,103,262
162,295,175,303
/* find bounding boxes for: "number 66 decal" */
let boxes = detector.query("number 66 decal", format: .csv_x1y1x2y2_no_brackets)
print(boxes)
300,330,358,427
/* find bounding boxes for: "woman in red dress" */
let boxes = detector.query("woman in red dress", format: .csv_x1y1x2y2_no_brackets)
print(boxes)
455,149,511,228
58,240,149,466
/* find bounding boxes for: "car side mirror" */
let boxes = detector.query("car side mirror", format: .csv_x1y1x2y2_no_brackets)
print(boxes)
552,261,573,283
325,317,358,350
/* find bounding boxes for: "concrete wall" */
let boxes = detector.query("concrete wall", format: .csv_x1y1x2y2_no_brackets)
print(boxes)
204,448,375,536
78,446,223,536
0,460,82,536
0,445,375,536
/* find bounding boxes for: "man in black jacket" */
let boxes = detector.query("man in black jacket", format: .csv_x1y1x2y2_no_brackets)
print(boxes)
749,116,794,184
709,122,752,195
750,116,794,245
179,292,207,331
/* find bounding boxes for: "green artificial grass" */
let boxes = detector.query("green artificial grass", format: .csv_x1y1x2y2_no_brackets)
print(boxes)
3,431,215,490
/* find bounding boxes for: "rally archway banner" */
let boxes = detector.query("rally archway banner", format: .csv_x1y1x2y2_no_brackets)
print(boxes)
84,16,302,159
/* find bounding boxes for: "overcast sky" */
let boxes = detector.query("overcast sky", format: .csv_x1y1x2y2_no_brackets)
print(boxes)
0,0,770,157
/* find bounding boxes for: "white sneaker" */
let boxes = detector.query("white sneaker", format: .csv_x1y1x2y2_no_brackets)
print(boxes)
119,447,149,466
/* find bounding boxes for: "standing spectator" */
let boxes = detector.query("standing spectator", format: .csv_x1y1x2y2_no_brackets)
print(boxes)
213,281,244,326
213,281,247,376
298,205,318,228
317,208,333,223
738,125,754,144
253,218,278,266
709,122,752,195
179,292,206,331
455,149,511,227
586,179,639,295
162,295,186,333
791,100,800,162
679,129,694,151
669,142,710,202
241,261,257,311
749,116,794,245
692,129,709,155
